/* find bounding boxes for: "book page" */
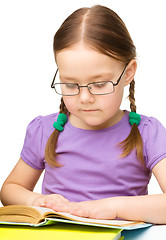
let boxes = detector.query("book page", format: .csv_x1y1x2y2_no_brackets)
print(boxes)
31,206,55,215
31,206,144,227
51,212,143,227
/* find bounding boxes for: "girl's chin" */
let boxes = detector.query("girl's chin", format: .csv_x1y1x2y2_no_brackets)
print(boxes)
79,119,110,130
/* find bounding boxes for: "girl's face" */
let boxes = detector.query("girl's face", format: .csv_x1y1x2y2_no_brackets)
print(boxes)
56,42,136,130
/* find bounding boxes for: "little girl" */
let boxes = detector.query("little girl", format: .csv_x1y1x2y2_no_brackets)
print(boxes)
1,5,166,224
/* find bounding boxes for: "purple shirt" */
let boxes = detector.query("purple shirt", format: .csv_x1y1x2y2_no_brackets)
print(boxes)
21,111,166,202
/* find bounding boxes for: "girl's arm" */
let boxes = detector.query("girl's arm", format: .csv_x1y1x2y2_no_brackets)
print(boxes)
0,158,43,205
0,158,69,207
52,158,166,224
116,157,166,224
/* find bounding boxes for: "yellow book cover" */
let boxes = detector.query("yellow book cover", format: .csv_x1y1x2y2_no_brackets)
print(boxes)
0,223,122,240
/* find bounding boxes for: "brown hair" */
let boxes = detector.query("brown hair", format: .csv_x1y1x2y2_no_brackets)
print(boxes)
45,5,144,167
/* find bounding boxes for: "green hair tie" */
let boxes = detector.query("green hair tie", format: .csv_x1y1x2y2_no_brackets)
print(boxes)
129,111,141,126
53,113,67,132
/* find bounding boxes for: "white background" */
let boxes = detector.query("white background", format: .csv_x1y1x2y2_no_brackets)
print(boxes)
0,0,166,205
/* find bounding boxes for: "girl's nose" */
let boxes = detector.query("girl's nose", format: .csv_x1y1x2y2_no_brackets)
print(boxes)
79,86,95,103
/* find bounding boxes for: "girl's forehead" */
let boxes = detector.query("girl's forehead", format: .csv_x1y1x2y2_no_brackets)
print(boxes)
56,42,123,73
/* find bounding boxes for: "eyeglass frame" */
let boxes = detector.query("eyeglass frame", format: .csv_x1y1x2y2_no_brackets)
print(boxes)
51,64,128,96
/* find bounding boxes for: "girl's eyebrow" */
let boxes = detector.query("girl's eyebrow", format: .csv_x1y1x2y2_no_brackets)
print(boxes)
90,73,114,79
60,72,114,81
59,75,77,81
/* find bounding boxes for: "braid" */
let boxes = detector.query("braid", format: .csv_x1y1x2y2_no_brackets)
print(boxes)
45,97,68,167
60,97,68,114
129,80,136,113
119,79,144,164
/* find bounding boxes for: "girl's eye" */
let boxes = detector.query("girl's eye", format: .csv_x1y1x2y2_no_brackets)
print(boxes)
93,82,108,88
65,84,77,89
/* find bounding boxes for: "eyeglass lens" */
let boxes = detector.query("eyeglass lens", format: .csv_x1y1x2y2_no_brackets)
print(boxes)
54,82,114,95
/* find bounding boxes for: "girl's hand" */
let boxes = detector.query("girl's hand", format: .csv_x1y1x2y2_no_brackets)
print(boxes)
30,194,69,209
52,198,118,220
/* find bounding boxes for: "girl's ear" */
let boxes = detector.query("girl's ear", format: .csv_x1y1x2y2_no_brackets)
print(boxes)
124,59,137,86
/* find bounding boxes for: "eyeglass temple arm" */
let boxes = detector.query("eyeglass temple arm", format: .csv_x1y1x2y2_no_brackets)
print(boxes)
51,68,59,88
113,65,127,86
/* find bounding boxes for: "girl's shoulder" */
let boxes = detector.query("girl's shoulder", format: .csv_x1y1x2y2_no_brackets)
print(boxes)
21,113,59,169
24,113,59,144
26,113,59,131
124,110,165,132
138,113,166,170
28,112,59,124
139,113,165,132
138,113,166,141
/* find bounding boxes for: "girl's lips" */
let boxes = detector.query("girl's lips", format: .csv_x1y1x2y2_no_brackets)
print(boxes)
82,109,99,112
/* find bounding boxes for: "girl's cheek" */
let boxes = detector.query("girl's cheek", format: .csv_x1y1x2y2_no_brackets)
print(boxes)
63,97,77,111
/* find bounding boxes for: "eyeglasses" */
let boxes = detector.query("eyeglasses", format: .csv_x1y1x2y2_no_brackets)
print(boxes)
51,65,127,96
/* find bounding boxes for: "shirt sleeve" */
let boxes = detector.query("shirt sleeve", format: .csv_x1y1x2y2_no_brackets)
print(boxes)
143,117,166,170
20,116,45,170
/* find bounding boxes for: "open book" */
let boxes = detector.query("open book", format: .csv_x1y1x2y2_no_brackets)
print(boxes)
0,205,152,230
